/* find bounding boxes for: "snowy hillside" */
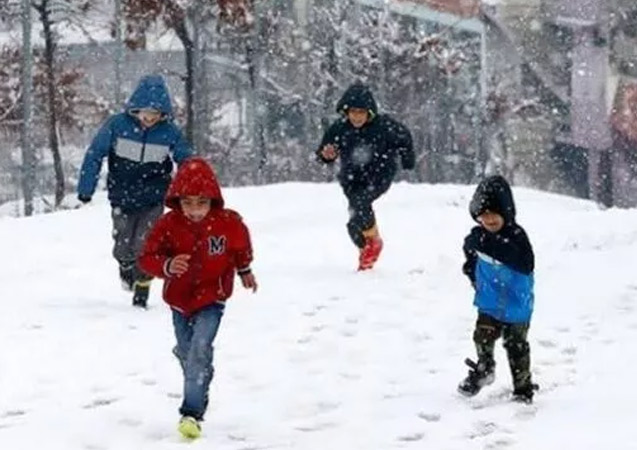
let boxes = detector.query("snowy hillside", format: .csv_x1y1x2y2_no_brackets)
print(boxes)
1,182,636,450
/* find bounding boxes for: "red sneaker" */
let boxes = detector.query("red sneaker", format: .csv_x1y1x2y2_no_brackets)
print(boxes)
358,236,383,271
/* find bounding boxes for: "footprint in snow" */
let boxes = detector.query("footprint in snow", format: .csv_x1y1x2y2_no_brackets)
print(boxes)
413,332,432,343
397,432,425,442
294,421,337,432
417,412,441,422
537,339,558,349
485,436,516,448
467,421,500,439
561,346,577,356
315,401,341,413
83,398,119,409
297,335,314,344
2,410,26,418
227,433,248,442
118,417,142,427
339,372,361,381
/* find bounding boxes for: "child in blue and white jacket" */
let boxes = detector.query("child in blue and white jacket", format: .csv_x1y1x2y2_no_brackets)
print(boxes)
77,74,192,308
458,175,537,403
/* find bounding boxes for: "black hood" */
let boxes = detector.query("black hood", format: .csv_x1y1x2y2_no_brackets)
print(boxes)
336,83,378,117
469,175,516,224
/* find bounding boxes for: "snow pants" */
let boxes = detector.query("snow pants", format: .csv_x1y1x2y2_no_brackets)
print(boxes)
473,313,532,390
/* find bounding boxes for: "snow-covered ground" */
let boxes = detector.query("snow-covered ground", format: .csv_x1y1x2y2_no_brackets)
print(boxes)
1,182,636,449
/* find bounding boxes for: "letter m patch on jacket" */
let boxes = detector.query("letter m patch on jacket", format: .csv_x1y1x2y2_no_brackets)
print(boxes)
208,236,227,255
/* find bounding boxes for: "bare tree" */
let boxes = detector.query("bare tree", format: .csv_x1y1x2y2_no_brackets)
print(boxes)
30,0,95,208
122,0,223,144
21,0,35,216
2,0,107,212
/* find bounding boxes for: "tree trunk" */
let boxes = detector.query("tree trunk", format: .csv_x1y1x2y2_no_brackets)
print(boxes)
21,0,35,216
38,0,65,208
173,20,195,144
246,37,267,182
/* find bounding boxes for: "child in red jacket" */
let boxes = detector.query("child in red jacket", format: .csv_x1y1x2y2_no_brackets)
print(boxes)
139,157,257,439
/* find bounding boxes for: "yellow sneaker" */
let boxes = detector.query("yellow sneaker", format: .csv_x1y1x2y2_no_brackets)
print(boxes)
178,416,201,440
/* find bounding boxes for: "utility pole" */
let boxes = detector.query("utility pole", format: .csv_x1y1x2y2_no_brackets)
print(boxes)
114,0,124,107
191,0,207,154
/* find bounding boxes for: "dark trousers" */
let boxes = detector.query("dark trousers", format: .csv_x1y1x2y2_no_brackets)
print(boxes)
473,313,532,390
342,178,391,248
111,204,163,281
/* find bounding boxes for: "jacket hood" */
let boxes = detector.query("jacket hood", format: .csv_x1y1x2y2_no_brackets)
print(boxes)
336,82,378,119
125,74,173,116
469,175,516,223
165,157,224,210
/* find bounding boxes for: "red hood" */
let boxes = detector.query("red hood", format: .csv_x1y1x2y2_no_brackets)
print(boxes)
165,157,224,209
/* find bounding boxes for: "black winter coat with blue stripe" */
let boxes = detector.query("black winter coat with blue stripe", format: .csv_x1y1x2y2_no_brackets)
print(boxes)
78,75,192,212
462,176,535,323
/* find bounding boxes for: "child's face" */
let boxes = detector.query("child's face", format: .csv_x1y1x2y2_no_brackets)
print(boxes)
477,210,504,233
134,108,162,128
180,196,212,222
347,107,369,128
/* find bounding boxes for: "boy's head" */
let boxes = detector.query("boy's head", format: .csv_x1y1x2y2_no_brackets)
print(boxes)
132,108,162,128
476,210,505,233
347,107,369,128
164,157,224,213
470,175,516,228
337,82,378,127
180,195,212,222
126,74,173,122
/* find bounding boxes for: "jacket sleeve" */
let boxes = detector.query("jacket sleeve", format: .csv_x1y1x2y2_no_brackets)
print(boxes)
169,123,193,165
316,121,340,164
462,227,481,284
386,117,415,170
480,225,534,275
228,211,254,274
77,117,114,198
138,215,172,279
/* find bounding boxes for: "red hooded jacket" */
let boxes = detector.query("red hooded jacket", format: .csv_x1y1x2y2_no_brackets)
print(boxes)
138,157,253,316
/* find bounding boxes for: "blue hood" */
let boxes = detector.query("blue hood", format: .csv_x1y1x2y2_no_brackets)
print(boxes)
125,75,173,116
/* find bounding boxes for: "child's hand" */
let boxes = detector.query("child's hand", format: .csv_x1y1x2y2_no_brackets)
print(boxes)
168,254,191,276
320,144,338,161
240,272,258,293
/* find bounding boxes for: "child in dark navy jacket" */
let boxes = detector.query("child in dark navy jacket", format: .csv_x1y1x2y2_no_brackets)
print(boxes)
316,82,415,271
458,175,537,403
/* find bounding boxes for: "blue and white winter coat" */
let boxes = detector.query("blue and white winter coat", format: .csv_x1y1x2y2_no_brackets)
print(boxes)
77,75,192,212
462,175,535,324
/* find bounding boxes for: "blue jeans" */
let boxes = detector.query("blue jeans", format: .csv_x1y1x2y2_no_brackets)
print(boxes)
172,303,224,420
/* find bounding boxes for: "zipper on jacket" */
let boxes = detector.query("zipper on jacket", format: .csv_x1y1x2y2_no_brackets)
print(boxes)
140,129,148,163
497,267,507,320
